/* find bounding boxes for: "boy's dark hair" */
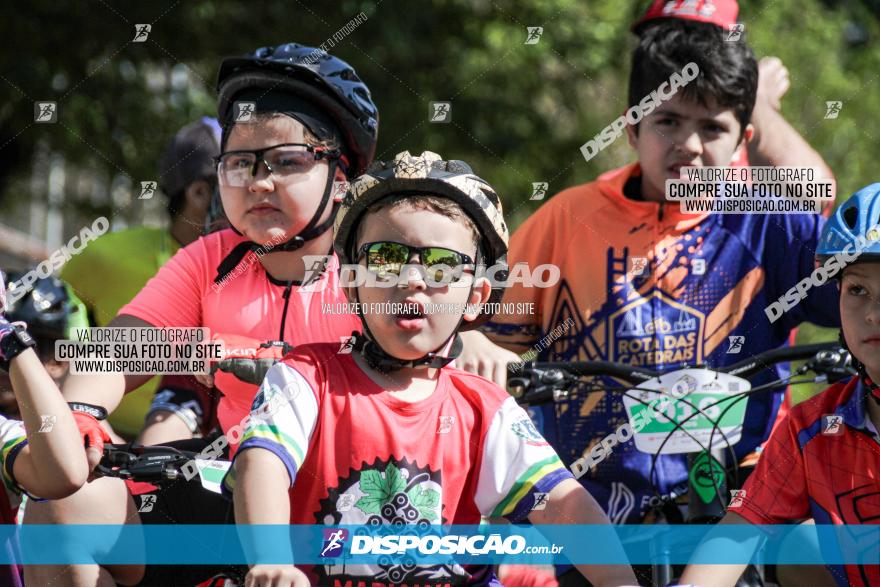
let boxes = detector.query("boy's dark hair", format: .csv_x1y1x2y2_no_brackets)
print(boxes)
629,19,758,136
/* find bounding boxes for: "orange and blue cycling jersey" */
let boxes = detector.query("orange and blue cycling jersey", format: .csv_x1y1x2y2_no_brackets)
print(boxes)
484,162,840,523
729,377,880,586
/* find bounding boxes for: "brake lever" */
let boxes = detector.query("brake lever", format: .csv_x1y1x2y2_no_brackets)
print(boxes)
97,445,194,483
210,340,293,385
95,445,137,479
805,347,856,383
509,366,576,405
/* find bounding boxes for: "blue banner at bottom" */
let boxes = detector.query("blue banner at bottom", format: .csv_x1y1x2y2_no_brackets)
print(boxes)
5,524,879,566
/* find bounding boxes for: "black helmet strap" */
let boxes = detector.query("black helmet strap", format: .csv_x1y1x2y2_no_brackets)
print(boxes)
345,248,484,374
276,159,339,251
350,330,463,375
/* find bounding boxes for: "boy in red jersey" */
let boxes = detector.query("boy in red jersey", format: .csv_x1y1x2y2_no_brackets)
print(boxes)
229,151,638,587
681,184,880,586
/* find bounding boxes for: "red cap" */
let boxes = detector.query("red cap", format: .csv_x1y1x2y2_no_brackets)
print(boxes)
633,0,739,31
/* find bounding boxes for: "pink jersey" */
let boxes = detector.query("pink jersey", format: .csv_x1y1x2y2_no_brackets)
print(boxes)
120,229,360,441
227,343,573,586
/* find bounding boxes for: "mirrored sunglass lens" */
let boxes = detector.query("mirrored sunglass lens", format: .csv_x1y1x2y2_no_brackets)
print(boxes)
423,248,463,268
426,265,454,284
367,243,409,277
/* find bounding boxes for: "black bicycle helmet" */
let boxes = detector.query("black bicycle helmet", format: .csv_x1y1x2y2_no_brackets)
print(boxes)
212,43,380,280
5,273,89,340
217,42,378,177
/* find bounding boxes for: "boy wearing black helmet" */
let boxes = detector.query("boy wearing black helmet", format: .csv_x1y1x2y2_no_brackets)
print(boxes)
25,43,379,587
228,152,638,587
0,274,90,586
681,185,880,587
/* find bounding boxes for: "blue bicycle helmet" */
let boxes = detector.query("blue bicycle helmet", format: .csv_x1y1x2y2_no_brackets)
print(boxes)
212,42,380,271
217,42,378,177
817,183,880,396
816,183,880,265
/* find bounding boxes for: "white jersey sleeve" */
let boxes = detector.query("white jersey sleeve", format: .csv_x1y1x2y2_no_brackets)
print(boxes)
0,416,29,508
474,397,573,522
224,362,319,492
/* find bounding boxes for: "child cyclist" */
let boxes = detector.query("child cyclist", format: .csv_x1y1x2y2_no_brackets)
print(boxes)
24,42,378,587
461,17,839,537
0,273,90,420
0,275,90,586
228,151,639,587
681,184,880,586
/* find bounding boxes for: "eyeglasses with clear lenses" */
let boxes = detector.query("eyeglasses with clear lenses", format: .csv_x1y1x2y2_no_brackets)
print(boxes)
357,241,476,285
215,143,339,187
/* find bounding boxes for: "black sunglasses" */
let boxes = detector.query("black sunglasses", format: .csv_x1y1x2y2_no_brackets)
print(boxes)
357,241,476,285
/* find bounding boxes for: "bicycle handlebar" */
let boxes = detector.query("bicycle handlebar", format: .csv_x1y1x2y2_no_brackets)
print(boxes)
719,342,846,378
97,444,201,484
508,341,853,405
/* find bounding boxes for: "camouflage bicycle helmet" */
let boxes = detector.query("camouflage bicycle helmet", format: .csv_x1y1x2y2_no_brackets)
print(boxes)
334,150,509,330
333,151,509,373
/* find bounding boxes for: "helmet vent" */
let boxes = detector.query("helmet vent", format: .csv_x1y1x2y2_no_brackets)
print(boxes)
843,205,859,229
479,187,499,205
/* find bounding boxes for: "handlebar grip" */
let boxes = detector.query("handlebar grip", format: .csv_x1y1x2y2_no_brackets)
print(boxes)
518,387,556,405
721,342,843,378
214,358,278,385
510,361,657,384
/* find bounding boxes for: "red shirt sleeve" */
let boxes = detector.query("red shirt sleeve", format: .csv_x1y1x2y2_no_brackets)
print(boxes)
731,411,811,524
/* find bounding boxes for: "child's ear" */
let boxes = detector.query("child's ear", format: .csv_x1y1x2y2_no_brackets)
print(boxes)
461,277,493,324
731,123,755,161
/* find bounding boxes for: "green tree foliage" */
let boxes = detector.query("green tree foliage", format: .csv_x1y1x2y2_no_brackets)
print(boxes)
2,0,876,399
1,0,877,228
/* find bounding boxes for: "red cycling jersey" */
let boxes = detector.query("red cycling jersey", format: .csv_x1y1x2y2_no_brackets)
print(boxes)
730,378,880,586
121,229,360,449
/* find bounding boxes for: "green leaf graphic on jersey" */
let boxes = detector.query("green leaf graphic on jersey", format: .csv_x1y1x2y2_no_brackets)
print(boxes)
356,464,407,515
407,486,440,522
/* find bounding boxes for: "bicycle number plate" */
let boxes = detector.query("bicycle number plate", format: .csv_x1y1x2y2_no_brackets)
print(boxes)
194,459,232,494
622,368,750,454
